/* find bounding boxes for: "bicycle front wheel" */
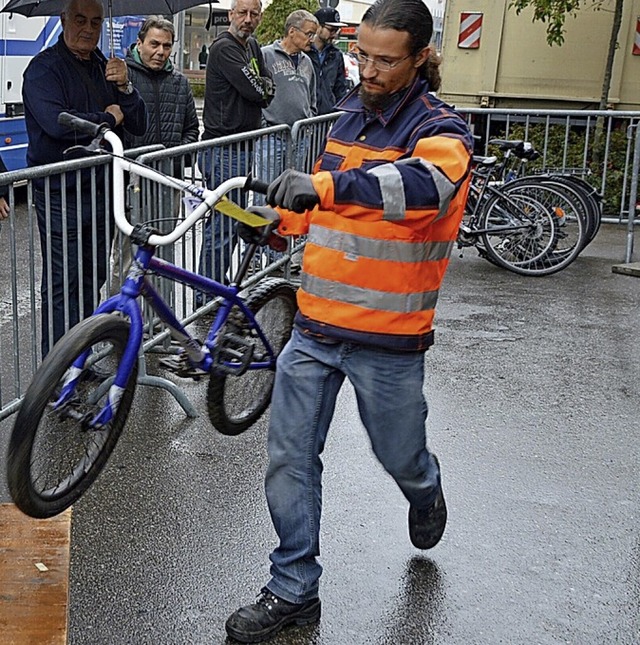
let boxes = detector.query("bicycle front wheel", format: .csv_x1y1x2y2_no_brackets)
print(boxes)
207,278,297,435
7,314,138,518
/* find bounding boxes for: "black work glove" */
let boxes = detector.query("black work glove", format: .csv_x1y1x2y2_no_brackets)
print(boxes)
266,169,320,213
237,206,287,251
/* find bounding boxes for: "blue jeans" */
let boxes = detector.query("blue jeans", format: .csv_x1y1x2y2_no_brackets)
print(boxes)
264,328,441,604
197,147,248,299
35,187,110,357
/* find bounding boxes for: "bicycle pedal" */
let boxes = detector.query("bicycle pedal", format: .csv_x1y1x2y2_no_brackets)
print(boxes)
212,332,254,376
158,354,207,381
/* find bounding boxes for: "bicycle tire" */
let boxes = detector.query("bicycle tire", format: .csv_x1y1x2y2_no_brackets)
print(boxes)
478,188,556,271
515,175,597,251
479,180,585,275
510,180,587,271
207,278,297,435
555,175,603,245
7,314,138,518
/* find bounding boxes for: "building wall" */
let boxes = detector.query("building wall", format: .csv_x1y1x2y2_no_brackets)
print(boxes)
439,0,640,110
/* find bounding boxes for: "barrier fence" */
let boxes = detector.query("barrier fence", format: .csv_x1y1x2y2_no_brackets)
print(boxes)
0,117,336,421
1,107,639,419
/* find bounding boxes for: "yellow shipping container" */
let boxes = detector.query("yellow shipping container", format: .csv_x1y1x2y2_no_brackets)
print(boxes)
439,0,640,110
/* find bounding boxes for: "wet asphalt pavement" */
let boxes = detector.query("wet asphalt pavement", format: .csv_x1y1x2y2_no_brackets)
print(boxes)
1,223,639,644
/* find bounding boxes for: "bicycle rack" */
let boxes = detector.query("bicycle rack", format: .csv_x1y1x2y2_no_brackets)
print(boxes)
136,349,198,419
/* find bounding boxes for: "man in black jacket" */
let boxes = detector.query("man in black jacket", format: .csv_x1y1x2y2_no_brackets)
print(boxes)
23,0,147,357
198,0,273,296
110,16,199,292
307,7,349,115
125,16,199,152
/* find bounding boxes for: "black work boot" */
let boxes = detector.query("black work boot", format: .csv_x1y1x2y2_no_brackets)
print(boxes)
408,455,448,549
225,588,321,643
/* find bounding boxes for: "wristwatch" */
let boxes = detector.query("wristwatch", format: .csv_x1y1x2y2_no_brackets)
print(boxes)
117,81,134,95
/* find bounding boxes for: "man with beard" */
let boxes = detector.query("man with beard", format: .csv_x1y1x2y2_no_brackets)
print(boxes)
197,0,273,296
224,0,473,642
308,7,349,115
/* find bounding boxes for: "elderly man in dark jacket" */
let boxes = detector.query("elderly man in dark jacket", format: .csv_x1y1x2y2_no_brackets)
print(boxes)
23,0,147,357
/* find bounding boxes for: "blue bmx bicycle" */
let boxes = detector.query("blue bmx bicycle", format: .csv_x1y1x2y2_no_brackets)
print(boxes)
7,113,297,519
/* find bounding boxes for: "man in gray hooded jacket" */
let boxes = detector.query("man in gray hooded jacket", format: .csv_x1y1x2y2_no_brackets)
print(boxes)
257,9,317,193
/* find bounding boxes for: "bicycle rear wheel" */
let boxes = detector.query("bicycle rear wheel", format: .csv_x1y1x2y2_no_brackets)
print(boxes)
556,175,603,245
207,278,297,435
517,175,598,251
480,180,585,276
479,188,556,272
7,314,138,518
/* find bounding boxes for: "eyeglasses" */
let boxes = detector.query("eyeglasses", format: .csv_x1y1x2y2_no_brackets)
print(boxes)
352,52,412,72
293,26,317,40
325,26,341,35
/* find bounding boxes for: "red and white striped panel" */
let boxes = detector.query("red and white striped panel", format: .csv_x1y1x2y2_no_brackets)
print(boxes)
458,12,483,49
633,17,640,55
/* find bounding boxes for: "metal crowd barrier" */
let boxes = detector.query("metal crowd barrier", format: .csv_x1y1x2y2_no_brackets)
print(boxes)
4,107,638,419
459,107,640,261
458,108,640,222
0,118,338,420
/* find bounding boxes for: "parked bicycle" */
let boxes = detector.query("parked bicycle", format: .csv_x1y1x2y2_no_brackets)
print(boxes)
7,113,297,519
458,139,602,276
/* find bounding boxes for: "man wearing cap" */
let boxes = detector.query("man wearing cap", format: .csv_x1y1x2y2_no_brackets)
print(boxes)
308,7,350,115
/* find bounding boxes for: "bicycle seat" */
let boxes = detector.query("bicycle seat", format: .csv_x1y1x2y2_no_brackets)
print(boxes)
489,139,524,150
472,155,498,166
489,139,539,161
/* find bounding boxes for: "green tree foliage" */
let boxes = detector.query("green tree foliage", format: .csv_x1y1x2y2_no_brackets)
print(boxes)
510,0,583,46
255,0,320,45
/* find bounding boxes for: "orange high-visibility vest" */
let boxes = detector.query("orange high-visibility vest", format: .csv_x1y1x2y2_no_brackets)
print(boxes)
278,77,473,351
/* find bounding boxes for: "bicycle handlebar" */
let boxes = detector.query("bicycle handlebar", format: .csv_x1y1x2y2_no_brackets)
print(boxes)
244,177,269,195
58,112,108,138
57,112,268,247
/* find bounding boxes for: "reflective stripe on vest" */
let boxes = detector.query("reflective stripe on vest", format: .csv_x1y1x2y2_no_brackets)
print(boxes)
366,163,406,220
308,224,454,263
366,158,457,222
300,273,439,314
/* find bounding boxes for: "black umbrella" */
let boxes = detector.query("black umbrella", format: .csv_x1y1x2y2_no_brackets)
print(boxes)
1,0,217,55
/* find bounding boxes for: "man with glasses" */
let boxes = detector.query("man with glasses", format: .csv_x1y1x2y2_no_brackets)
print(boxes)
197,0,273,295
225,0,473,641
23,0,147,357
261,9,318,128
308,7,350,115
255,9,318,211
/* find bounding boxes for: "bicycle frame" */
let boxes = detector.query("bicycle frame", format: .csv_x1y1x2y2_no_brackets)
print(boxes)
53,126,279,428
